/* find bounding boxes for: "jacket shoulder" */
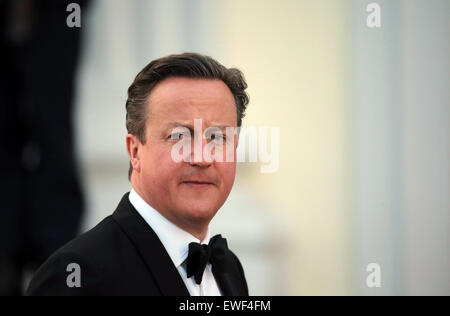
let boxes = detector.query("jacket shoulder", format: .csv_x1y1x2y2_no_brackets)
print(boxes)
26,216,122,295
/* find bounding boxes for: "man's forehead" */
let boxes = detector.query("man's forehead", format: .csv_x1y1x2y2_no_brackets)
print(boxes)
149,104,237,126
144,78,237,131
149,77,234,103
146,78,237,126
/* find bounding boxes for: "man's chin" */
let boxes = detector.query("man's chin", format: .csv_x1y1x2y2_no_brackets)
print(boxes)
177,202,219,222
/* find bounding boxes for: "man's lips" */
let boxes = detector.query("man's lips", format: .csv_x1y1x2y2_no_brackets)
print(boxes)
181,181,215,188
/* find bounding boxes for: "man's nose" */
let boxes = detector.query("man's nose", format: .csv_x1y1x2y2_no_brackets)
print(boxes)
188,136,212,167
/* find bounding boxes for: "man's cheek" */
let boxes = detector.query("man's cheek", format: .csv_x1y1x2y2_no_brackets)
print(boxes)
216,165,236,190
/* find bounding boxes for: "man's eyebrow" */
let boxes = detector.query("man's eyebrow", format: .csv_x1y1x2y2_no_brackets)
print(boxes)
165,121,234,130
210,124,234,129
165,121,194,131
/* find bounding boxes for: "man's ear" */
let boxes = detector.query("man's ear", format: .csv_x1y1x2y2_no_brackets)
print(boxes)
126,134,141,173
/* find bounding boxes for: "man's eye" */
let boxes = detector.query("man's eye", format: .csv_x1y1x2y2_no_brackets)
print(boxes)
211,134,224,141
170,133,184,140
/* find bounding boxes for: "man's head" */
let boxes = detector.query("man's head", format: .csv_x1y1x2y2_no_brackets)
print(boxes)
125,53,249,239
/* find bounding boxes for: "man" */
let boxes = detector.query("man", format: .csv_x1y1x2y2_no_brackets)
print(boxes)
26,53,250,296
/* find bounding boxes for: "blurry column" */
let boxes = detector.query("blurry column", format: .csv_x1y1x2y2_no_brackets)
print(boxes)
402,0,450,296
349,0,404,295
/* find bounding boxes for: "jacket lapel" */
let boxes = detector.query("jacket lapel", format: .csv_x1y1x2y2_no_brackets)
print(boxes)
213,260,248,296
112,192,190,296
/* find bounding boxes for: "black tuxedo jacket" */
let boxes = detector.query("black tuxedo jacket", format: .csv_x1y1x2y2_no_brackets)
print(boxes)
26,193,249,296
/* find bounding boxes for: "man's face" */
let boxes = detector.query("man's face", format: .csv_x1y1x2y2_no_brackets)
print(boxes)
131,77,238,234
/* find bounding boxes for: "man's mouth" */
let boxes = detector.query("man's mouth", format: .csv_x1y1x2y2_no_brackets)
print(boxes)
181,180,215,188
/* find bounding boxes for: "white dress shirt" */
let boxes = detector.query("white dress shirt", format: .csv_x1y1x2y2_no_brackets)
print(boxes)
128,188,222,296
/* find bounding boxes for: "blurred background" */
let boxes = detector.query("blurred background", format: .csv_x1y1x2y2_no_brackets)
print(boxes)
1,0,449,295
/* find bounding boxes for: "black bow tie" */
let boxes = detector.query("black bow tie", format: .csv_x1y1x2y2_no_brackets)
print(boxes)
186,234,233,285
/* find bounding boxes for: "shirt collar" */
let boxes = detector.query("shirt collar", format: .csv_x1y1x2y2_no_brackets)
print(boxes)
128,188,211,268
